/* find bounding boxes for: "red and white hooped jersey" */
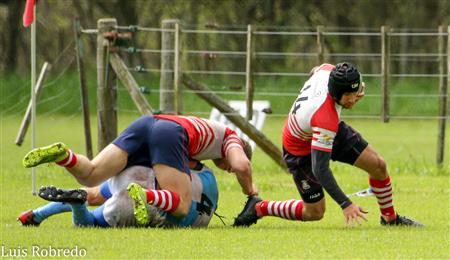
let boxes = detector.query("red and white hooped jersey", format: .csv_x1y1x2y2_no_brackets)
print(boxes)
154,115,243,160
282,63,342,156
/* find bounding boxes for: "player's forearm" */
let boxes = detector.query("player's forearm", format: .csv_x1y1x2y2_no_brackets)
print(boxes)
311,149,351,209
234,166,257,196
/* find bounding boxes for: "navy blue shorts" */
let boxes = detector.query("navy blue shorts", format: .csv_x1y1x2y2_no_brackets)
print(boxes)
112,116,190,175
283,121,369,203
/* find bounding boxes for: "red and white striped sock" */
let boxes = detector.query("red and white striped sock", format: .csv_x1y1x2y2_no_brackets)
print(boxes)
256,200,303,220
369,176,396,221
145,189,180,213
56,149,77,168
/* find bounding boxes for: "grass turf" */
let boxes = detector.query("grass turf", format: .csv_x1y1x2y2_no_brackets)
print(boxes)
1,115,449,258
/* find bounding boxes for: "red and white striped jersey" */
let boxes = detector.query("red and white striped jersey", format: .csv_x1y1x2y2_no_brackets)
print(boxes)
154,115,243,160
282,63,342,156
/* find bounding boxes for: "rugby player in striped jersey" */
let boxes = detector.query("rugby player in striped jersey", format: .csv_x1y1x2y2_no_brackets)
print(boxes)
23,115,257,226
233,62,422,227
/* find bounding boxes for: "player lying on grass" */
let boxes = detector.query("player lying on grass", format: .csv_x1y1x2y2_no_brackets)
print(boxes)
233,62,423,227
18,163,218,228
22,115,257,223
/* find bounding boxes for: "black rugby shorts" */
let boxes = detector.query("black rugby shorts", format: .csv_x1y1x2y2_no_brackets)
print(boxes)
283,121,369,203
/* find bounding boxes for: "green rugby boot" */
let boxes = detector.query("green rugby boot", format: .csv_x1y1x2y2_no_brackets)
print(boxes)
22,142,68,168
127,183,150,226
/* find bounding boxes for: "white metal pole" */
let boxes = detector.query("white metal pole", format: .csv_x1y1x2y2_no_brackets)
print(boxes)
174,22,180,114
31,5,37,195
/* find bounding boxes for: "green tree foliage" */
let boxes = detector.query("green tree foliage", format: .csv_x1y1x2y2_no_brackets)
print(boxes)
0,0,448,72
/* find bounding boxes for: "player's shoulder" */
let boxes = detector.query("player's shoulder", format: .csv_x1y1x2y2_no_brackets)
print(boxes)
311,68,332,83
204,118,231,134
193,116,223,127
310,95,340,130
301,74,329,104
317,63,335,72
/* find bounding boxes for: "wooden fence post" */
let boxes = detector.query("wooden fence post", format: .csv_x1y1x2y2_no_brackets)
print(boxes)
436,25,449,166
381,26,390,123
447,26,450,124
182,74,286,170
110,53,153,115
245,24,254,121
15,62,51,146
97,18,118,152
160,19,179,114
74,18,93,159
317,25,325,64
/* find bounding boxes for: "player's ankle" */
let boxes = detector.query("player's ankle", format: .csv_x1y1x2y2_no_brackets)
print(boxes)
56,149,76,168
255,201,263,217
382,213,397,222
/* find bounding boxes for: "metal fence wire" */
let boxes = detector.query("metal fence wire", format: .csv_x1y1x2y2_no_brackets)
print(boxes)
85,20,448,165
91,23,449,121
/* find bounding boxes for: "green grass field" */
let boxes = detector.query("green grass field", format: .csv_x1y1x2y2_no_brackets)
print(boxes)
0,72,444,118
1,114,449,259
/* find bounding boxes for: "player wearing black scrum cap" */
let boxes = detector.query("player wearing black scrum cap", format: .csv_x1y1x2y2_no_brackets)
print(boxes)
234,62,423,227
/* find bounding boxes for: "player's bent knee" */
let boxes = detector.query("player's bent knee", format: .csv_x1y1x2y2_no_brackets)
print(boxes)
175,199,192,217
377,155,387,172
373,154,388,179
308,209,325,221
302,202,325,221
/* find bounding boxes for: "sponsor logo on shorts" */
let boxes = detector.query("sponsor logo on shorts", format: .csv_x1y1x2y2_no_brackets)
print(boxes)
301,180,311,190
309,193,321,199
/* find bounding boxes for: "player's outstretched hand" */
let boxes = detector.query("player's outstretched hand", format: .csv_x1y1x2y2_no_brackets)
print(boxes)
343,203,368,227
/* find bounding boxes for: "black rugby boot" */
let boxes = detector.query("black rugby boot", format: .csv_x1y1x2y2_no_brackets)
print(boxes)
381,214,424,227
233,195,262,227
38,186,87,204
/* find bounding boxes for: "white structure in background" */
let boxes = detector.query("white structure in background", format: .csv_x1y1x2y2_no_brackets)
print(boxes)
209,100,271,151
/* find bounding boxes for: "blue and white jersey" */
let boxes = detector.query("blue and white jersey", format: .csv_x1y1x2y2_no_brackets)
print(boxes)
100,165,218,228
165,166,218,227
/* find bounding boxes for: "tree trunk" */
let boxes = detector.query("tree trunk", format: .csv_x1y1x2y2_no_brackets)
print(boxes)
3,0,24,71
